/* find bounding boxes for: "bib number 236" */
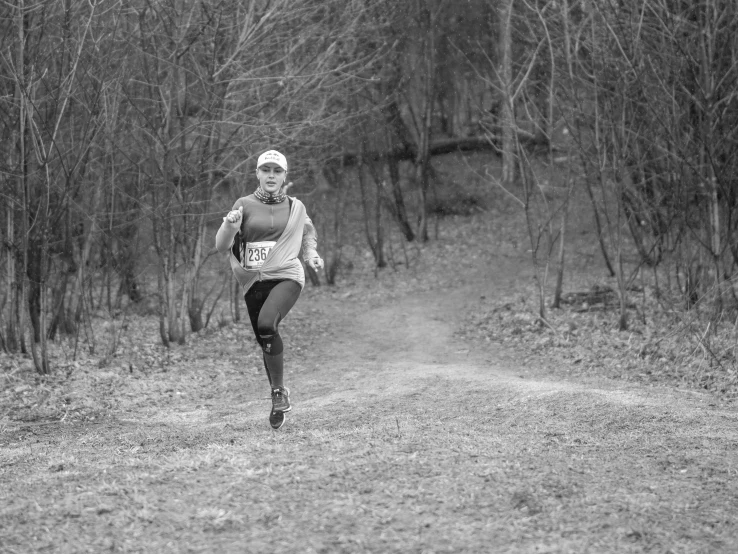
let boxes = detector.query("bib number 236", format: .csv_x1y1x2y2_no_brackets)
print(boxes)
244,241,275,270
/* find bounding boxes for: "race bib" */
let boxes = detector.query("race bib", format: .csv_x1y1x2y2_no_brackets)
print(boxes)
243,241,276,270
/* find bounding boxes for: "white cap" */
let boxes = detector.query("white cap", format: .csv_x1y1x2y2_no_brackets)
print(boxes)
257,150,288,171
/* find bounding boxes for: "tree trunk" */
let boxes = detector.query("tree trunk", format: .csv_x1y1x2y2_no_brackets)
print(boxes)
585,15,615,278
358,159,380,262
415,0,435,242
4,1,23,352
4,199,17,352
166,219,181,344
375,169,385,269
67,156,104,328
16,0,27,355
386,156,415,242
324,167,350,285
157,267,169,347
551,185,571,309
698,2,722,315
518,150,547,322
499,0,516,185
187,219,206,333
380,100,416,242
5,149,18,353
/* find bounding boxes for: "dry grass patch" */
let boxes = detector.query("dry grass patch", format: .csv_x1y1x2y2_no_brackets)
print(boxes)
3,355,738,553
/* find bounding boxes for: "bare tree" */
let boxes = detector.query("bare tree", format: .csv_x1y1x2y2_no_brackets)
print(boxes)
499,0,516,185
0,0,112,370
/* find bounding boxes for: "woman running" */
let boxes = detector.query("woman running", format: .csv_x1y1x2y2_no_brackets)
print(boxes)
215,150,323,430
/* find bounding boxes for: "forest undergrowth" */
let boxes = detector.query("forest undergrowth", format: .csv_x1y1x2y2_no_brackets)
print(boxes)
459,279,738,402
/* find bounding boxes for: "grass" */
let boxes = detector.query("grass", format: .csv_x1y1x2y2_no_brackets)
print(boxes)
3,358,738,553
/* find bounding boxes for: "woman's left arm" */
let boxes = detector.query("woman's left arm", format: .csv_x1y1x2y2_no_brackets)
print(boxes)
302,214,323,270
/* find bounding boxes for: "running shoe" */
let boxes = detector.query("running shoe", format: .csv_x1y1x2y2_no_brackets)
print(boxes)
271,386,291,413
269,408,285,430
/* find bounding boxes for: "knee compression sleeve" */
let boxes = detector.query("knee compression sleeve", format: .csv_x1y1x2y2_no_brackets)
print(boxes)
257,309,284,355
259,333,283,356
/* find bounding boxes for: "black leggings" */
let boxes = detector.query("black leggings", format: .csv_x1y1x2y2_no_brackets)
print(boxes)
244,279,301,388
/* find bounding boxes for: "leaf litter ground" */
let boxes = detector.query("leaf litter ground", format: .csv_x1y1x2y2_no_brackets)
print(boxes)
3,172,738,552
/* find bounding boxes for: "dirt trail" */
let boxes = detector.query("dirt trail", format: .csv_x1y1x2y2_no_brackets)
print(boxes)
299,285,726,420
285,283,738,551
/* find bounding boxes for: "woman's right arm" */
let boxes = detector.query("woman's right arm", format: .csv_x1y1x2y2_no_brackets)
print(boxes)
215,204,243,253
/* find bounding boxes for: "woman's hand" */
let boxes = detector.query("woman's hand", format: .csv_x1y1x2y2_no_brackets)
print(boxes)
306,257,324,271
225,206,243,224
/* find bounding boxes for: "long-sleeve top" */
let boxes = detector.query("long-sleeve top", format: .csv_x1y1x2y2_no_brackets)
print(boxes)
215,194,319,293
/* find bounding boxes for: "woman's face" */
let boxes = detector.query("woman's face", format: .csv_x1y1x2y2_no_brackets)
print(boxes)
256,163,287,194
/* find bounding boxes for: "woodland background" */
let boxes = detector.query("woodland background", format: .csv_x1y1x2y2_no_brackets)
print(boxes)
2,0,738,378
